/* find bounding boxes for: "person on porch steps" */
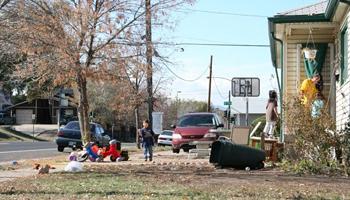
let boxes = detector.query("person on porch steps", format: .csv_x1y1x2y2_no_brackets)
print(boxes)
300,73,320,106
262,90,279,139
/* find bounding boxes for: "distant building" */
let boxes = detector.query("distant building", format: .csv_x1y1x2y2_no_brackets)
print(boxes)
8,98,77,124
229,98,266,126
6,88,77,124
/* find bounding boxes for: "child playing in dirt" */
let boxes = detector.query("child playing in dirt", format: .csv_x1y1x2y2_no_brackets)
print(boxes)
140,119,155,161
262,90,279,138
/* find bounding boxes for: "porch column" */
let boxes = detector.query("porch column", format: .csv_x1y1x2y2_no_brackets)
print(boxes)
329,43,336,119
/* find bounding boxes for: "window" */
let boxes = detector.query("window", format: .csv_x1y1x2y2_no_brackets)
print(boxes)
97,125,104,135
65,121,80,130
161,131,173,136
178,115,215,127
341,26,349,85
65,121,96,131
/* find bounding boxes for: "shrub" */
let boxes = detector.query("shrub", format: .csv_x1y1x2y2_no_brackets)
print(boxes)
335,116,350,175
283,96,339,174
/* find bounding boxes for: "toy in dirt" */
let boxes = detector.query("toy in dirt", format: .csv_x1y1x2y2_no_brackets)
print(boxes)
77,139,129,162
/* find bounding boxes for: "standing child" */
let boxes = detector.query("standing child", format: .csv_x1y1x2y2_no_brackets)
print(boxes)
140,119,155,161
263,90,279,138
311,92,324,119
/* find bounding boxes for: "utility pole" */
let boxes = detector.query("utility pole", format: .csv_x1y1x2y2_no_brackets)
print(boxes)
145,0,153,126
245,81,249,126
207,55,213,112
227,90,231,129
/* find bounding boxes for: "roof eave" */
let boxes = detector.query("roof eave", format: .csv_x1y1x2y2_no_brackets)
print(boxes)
268,0,341,68
268,20,277,68
268,14,328,24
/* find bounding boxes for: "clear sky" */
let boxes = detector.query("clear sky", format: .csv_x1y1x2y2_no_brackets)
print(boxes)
155,0,321,112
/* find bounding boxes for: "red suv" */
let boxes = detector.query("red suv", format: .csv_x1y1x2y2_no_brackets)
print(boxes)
171,112,224,153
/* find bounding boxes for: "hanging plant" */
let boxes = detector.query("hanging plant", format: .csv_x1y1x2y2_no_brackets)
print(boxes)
303,47,318,60
303,28,317,60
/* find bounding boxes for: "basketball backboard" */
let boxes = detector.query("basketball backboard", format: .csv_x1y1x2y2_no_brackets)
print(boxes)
231,77,260,97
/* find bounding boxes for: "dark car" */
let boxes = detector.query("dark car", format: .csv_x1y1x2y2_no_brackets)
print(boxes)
172,112,224,153
55,121,110,152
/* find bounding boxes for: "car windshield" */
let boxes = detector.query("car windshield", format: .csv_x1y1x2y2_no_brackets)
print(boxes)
178,115,215,127
65,121,95,131
161,131,173,136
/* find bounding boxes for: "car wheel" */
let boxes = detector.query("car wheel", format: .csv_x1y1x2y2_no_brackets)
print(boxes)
57,146,64,152
183,148,190,153
255,162,265,170
172,148,180,153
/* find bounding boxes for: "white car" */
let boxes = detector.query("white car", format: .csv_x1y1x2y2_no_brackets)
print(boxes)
157,130,173,146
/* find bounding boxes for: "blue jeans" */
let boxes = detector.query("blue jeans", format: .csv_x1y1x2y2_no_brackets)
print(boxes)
143,145,153,160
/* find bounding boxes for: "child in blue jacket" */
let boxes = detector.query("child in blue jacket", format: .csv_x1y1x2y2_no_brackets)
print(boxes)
140,119,155,161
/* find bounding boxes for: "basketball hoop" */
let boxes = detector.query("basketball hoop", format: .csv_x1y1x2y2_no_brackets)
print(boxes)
231,77,260,97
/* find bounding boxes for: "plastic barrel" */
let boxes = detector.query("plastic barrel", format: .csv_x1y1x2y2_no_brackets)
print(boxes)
210,140,265,169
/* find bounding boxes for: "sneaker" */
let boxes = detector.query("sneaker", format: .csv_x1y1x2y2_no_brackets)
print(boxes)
145,157,148,161
149,158,152,162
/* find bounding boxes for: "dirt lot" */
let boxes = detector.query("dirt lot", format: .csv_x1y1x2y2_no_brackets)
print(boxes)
0,149,350,199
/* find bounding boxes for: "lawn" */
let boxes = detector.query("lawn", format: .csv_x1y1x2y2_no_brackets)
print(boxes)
0,127,47,141
0,161,349,200
0,132,18,141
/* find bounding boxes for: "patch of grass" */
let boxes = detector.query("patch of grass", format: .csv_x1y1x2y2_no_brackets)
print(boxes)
0,132,18,141
35,130,57,141
0,168,349,200
0,172,223,200
0,127,47,141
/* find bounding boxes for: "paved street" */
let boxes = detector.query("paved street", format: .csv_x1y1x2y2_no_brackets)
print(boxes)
0,141,136,162
0,141,60,162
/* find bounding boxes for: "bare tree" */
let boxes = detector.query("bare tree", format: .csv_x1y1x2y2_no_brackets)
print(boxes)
0,0,194,144
0,0,10,10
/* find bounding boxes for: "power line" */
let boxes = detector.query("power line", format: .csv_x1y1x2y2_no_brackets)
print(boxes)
212,78,226,100
115,41,270,47
163,64,209,82
174,43,270,47
177,8,269,18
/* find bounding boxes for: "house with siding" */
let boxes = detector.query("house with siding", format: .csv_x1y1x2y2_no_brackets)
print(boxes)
268,0,350,138
8,98,77,124
7,89,77,124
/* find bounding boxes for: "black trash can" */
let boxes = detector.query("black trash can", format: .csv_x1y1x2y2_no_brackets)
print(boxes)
210,140,265,169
